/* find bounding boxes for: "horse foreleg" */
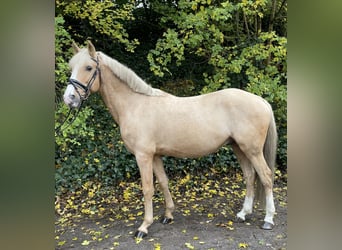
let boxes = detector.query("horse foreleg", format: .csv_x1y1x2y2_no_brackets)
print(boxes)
135,153,155,238
233,144,256,222
153,156,175,224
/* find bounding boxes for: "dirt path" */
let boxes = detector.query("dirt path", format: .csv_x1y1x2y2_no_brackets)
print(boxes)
56,179,286,250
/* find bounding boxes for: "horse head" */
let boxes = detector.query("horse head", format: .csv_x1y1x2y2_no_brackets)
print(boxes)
63,41,101,108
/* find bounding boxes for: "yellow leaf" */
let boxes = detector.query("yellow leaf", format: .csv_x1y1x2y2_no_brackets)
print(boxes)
193,236,199,240
154,242,161,250
238,242,249,248
121,206,129,212
57,241,66,246
81,240,90,246
209,189,217,194
185,242,195,249
135,237,143,244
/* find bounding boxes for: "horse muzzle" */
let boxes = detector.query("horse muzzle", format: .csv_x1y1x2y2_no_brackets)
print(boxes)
63,84,81,108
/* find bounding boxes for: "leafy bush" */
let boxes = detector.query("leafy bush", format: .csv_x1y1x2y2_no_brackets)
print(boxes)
55,0,287,193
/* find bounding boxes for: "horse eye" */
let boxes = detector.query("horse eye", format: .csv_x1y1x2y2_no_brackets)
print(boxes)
86,66,92,71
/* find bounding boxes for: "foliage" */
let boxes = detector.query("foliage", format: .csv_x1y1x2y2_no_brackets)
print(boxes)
56,0,139,52
55,0,142,193
147,0,287,167
55,16,72,104
55,0,287,193
55,97,139,193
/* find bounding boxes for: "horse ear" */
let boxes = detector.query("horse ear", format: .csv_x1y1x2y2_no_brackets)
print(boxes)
72,41,80,54
87,40,96,58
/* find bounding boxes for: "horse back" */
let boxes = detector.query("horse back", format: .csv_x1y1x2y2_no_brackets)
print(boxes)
121,88,272,157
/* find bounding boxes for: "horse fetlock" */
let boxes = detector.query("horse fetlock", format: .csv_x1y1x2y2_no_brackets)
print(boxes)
166,203,175,212
138,221,151,235
244,208,253,215
164,211,174,221
264,212,275,225
236,211,246,221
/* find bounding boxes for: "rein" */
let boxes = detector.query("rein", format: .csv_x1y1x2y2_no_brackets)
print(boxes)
55,55,100,134
55,103,84,134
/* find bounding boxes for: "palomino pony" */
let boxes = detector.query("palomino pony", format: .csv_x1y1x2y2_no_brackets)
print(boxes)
63,41,278,239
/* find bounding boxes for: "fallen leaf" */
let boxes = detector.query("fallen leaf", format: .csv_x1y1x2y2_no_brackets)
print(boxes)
57,241,66,246
135,237,143,244
81,240,90,246
238,242,249,248
185,242,195,249
114,234,121,239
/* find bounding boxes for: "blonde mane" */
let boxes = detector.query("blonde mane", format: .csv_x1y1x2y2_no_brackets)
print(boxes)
98,52,165,96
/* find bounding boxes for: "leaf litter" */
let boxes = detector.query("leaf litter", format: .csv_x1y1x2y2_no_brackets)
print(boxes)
55,169,287,249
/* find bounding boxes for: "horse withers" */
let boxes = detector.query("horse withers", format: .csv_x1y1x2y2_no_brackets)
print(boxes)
63,41,278,238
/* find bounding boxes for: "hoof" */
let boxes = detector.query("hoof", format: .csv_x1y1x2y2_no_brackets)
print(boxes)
261,221,274,230
160,217,173,224
234,216,245,223
134,230,147,239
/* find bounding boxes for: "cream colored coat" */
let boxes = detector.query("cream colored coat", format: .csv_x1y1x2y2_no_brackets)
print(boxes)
63,41,278,238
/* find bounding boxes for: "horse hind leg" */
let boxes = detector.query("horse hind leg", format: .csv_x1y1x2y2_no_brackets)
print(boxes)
245,150,275,229
232,144,256,222
153,156,175,224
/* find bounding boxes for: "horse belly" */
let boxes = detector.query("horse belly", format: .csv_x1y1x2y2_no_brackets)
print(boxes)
155,120,231,158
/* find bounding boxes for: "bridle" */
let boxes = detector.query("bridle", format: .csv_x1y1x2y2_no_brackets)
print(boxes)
69,55,101,102
55,55,101,134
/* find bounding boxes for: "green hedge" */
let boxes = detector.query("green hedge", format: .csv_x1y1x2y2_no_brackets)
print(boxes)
55,0,287,193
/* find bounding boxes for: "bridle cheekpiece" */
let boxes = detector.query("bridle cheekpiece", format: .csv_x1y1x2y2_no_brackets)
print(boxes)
69,55,100,102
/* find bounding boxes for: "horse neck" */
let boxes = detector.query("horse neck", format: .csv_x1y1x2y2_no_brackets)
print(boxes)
98,64,140,124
